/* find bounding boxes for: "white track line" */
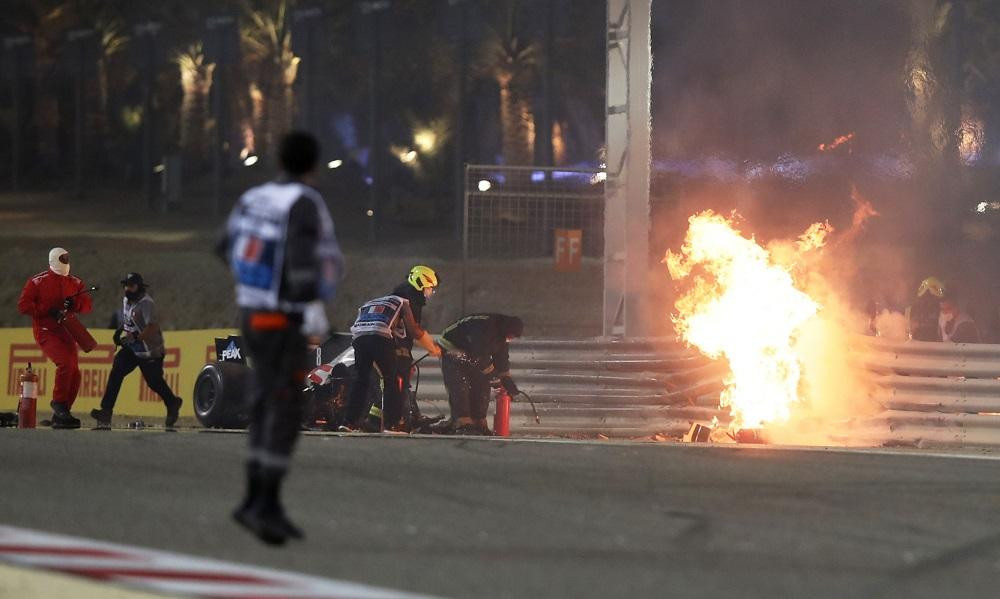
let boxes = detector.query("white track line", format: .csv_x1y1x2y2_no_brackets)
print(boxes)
0,525,442,599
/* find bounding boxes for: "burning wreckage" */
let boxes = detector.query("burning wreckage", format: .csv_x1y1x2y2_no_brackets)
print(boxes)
666,203,881,447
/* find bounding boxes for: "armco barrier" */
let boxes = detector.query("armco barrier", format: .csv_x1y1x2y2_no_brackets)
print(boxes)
848,336,1000,448
412,337,727,437
7,324,993,448
427,335,1000,445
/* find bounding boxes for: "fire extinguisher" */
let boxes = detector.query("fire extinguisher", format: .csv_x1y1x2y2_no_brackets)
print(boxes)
18,363,38,429
493,387,511,437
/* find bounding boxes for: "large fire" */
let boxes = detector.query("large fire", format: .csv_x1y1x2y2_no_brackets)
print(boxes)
665,212,830,431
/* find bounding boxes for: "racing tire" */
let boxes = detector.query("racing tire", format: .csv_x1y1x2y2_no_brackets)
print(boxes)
193,362,251,429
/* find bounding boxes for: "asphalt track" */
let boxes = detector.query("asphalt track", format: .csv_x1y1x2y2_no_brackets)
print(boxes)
1,429,1000,598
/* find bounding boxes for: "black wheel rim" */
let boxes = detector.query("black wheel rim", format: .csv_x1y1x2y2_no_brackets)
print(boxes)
194,376,217,416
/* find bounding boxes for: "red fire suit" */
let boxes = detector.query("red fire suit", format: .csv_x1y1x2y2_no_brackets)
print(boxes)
17,270,93,407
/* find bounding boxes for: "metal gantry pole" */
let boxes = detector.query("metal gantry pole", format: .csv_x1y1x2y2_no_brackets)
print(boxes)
603,0,652,337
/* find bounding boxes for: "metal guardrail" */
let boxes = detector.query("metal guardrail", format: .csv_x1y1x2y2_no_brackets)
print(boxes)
847,336,1000,448
413,337,727,437
409,335,1000,448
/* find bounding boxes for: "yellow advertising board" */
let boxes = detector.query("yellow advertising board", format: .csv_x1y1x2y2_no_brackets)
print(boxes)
0,328,236,418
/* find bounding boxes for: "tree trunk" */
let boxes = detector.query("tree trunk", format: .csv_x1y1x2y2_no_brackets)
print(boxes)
498,74,534,166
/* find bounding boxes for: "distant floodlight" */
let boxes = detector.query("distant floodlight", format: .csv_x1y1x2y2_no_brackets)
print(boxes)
243,155,259,167
153,164,166,174
327,159,343,169
400,150,417,164
477,179,491,192
414,129,437,153
978,202,988,213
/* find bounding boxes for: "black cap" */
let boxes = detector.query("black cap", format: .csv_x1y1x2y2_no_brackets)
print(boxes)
120,272,145,287
501,315,524,338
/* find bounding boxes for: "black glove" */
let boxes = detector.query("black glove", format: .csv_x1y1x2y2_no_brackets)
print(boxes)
63,297,74,310
112,327,124,346
501,376,519,396
489,377,502,389
48,308,64,321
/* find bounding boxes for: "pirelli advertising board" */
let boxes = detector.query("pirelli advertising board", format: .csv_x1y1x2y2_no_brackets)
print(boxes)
0,328,237,418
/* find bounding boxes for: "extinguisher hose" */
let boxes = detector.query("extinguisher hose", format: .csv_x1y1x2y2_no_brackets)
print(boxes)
412,361,421,404
68,285,100,299
516,390,540,424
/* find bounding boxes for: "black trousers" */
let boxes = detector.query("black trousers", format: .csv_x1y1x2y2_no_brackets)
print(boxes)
347,335,402,427
240,311,308,468
441,354,491,420
100,348,178,411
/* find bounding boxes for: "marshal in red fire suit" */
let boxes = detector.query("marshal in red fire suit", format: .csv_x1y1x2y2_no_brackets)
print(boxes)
17,270,93,408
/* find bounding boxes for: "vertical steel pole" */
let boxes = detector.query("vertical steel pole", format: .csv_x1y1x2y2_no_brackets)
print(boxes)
603,0,651,337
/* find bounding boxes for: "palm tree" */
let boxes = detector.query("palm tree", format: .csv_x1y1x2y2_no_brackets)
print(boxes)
240,0,300,159
478,2,538,166
93,14,128,142
175,42,215,165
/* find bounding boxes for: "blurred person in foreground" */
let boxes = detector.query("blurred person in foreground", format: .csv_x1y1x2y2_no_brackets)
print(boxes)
907,276,944,342
16,247,93,429
436,314,523,435
90,273,183,429
939,293,980,344
217,131,345,545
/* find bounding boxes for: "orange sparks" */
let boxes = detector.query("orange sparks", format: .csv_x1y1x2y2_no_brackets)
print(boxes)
849,184,878,230
818,132,855,152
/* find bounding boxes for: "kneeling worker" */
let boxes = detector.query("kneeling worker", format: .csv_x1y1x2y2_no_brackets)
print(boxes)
91,273,183,428
346,292,441,431
438,314,523,435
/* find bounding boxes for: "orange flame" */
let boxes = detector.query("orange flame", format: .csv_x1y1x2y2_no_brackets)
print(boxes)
849,184,878,229
665,211,829,430
818,132,855,152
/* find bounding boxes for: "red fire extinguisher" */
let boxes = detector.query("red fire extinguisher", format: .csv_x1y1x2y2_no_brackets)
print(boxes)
18,363,38,429
493,387,511,437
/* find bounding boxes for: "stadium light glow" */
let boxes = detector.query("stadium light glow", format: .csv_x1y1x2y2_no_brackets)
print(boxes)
414,129,437,153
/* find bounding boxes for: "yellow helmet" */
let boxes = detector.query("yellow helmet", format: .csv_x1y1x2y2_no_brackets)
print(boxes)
917,276,945,298
408,265,439,291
